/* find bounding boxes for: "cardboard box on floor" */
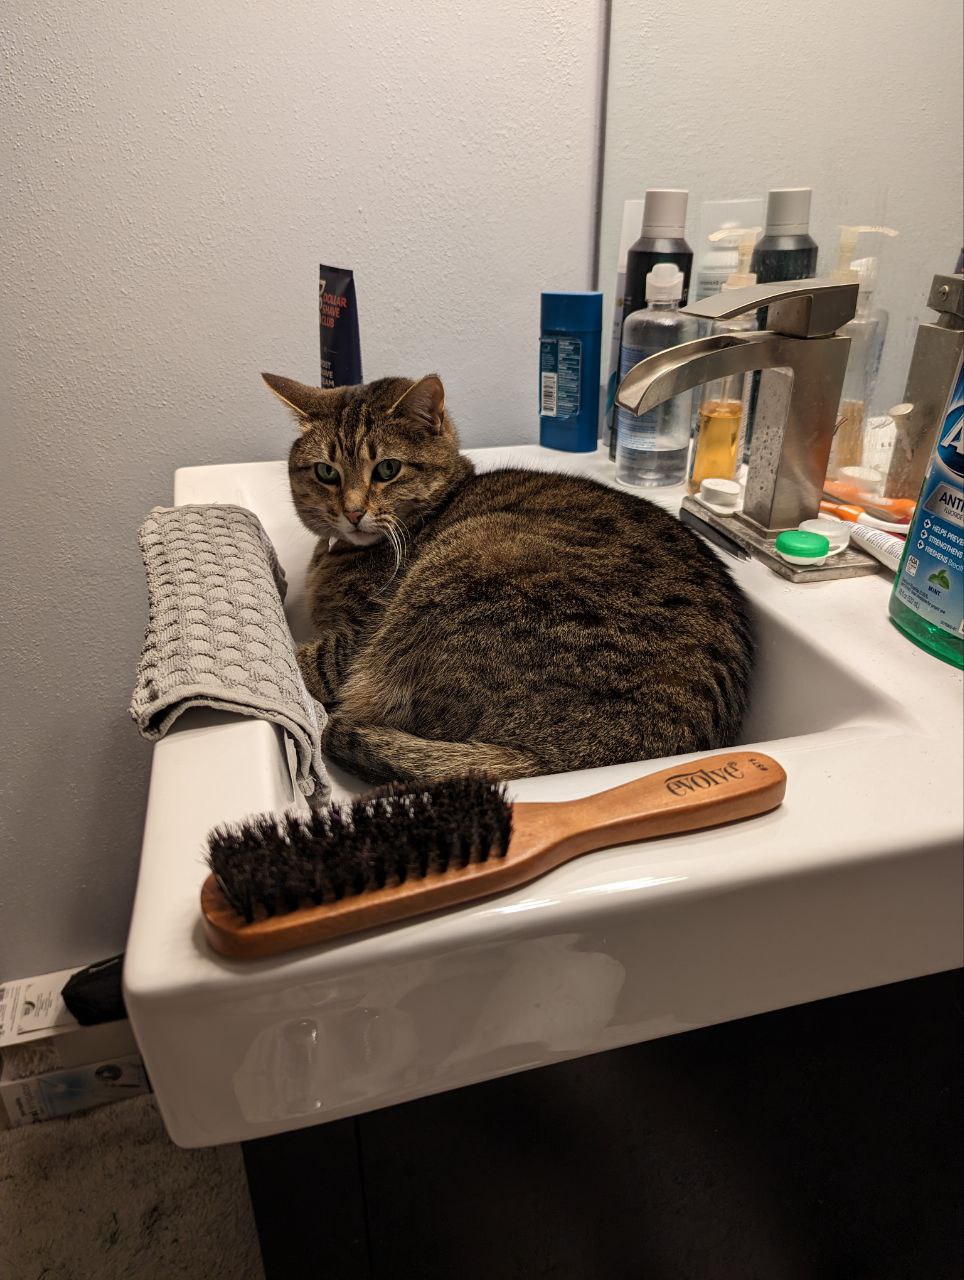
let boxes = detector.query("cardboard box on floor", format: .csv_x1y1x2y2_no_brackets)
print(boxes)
0,965,148,1127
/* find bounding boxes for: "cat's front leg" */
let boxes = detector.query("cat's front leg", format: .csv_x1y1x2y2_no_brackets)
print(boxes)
305,541,350,635
300,538,392,704
297,629,357,707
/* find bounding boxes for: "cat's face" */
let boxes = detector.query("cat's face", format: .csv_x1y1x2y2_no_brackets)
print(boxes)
264,373,464,549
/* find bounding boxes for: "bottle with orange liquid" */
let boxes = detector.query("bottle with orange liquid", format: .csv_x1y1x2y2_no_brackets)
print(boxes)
687,228,759,495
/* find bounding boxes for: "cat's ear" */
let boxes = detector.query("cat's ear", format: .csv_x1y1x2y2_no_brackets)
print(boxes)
388,374,447,434
261,373,339,430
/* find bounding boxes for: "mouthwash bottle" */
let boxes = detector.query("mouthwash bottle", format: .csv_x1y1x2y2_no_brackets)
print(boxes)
889,362,963,668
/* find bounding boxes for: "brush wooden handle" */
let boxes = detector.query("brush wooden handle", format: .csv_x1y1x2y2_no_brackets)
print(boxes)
516,750,786,861
202,751,786,959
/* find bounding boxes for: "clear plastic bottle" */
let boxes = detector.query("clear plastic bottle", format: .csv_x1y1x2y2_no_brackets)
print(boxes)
693,198,764,302
688,227,759,492
611,190,694,460
615,264,698,487
825,226,898,480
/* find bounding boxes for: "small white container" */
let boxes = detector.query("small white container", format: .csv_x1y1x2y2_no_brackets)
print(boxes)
774,530,830,567
838,465,884,496
694,477,742,515
798,517,852,552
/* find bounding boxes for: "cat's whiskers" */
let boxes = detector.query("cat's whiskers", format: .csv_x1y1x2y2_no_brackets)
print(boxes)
375,512,406,583
390,511,410,557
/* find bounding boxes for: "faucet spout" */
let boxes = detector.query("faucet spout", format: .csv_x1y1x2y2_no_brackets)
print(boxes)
614,276,860,535
614,327,852,532
616,331,779,417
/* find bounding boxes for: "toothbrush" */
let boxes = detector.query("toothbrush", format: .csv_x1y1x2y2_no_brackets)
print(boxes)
819,498,910,535
822,483,915,525
202,751,786,959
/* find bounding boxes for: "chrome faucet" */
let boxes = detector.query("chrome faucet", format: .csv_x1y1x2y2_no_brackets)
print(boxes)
615,278,859,534
885,273,963,500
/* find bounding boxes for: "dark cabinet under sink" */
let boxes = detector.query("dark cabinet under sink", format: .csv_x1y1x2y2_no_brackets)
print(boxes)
243,969,963,1280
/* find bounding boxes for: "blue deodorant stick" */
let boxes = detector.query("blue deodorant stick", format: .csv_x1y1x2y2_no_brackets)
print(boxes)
539,292,603,452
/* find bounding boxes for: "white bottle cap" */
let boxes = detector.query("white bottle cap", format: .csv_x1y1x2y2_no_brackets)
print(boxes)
698,478,742,513
642,189,688,238
764,187,812,236
645,262,684,302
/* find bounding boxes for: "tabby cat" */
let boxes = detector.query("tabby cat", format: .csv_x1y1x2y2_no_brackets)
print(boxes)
263,371,754,784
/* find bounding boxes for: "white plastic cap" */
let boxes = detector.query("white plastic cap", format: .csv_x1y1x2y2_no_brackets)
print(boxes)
642,189,688,237
645,262,684,302
763,188,812,236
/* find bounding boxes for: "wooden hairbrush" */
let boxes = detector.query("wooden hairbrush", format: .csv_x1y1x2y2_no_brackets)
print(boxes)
201,750,786,959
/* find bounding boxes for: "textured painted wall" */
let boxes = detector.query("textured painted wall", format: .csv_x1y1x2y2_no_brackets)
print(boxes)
600,0,963,417
0,1,605,975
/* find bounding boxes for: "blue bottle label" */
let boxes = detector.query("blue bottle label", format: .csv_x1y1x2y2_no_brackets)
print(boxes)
540,337,581,418
894,368,964,637
614,340,652,441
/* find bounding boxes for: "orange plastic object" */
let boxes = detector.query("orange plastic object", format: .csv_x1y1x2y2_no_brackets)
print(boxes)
819,500,863,524
823,480,914,523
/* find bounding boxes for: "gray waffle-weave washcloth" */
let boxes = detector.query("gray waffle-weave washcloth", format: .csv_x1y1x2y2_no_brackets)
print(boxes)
130,504,330,803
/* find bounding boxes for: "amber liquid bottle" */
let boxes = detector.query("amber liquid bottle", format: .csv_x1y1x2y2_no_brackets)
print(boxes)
688,396,744,493
687,311,755,492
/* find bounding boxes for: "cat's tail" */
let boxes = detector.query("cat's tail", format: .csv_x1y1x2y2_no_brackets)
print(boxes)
321,714,544,784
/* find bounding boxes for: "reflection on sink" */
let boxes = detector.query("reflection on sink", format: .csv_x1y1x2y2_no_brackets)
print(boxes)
739,601,896,744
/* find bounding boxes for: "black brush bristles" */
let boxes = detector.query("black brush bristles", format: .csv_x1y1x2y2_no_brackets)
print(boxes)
206,774,513,924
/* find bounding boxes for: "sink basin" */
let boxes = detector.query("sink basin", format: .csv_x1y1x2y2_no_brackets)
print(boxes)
124,445,963,1147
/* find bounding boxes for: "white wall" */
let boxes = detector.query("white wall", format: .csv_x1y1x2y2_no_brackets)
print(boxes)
600,0,963,417
0,1,605,976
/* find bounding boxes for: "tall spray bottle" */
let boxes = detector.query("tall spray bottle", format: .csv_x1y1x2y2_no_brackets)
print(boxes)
603,199,647,445
825,225,899,479
749,187,818,284
744,188,819,456
687,227,761,493
610,189,693,460
622,190,693,320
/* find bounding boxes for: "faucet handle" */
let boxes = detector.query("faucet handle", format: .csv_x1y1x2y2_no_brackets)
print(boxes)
682,277,859,338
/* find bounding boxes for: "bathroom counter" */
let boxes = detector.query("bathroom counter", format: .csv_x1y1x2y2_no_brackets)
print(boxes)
124,445,963,1147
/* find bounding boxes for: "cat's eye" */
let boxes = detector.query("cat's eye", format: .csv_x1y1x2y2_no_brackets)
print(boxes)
373,458,402,482
314,462,339,485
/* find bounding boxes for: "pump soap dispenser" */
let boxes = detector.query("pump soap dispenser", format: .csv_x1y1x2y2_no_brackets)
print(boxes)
826,225,899,482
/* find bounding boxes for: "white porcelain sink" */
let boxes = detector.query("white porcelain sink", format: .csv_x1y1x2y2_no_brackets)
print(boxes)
123,445,963,1147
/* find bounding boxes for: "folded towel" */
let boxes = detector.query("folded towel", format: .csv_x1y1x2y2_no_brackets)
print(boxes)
130,504,330,804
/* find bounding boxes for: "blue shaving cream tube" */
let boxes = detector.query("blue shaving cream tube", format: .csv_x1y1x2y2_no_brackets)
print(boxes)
539,292,603,452
319,265,362,388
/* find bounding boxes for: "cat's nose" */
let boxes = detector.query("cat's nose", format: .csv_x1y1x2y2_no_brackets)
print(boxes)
344,509,365,527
